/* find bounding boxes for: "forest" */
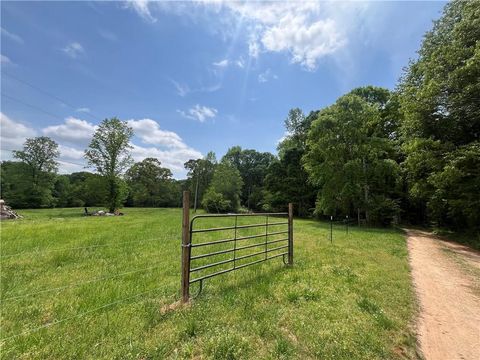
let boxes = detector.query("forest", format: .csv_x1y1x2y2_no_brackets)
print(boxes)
1,1,478,235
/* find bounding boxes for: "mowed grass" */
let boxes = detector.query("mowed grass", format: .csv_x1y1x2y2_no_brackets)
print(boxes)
1,208,416,359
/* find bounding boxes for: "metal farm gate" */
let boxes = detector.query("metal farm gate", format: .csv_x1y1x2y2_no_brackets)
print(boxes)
181,191,293,302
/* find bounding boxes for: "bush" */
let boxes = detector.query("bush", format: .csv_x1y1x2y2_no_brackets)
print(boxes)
201,189,232,213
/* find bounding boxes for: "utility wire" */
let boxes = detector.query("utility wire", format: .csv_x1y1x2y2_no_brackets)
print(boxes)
0,286,163,341
1,93,64,121
0,148,86,168
1,72,101,121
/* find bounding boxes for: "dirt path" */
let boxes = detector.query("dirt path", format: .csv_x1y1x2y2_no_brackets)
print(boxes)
406,229,480,360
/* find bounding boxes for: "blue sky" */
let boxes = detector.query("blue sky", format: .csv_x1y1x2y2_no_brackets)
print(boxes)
1,1,446,178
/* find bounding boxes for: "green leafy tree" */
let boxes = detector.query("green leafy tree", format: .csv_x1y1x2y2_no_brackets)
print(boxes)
222,146,274,210
304,88,401,225
9,137,59,208
263,109,317,216
84,118,133,212
125,158,179,207
184,152,216,211
398,0,480,230
202,160,243,213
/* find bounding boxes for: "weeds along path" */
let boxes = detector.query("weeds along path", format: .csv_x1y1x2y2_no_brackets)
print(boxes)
406,229,480,360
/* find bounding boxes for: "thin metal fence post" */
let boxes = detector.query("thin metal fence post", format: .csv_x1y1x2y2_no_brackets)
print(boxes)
346,215,349,234
233,215,237,269
181,191,191,303
288,203,293,265
330,216,333,243
265,215,269,260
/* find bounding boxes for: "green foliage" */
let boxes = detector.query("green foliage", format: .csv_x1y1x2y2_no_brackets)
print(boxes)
304,88,401,225
264,109,317,217
2,137,59,208
222,146,274,210
84,118,133,212
125,158,180,207
184,152,217,210
202,161,243,213
0,161,55,208
398,0,480,231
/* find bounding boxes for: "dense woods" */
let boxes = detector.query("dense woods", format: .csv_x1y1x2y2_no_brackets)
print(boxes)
1,1,478,235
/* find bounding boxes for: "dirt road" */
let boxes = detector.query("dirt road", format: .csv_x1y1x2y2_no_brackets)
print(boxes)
407,230,480,360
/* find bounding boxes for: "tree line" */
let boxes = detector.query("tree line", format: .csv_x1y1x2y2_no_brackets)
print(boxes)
1,1,478,234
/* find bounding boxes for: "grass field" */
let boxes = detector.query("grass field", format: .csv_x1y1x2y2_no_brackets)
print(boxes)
1,208,416,359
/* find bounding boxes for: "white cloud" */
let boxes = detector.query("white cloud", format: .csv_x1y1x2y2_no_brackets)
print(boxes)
126,118,203,176
0,113,200,178
124,0,157,23
124,1,346,71
43,117,96,146
236,58,245,69
225,2,345,71
62,42,85,59
1,27,23,44
213,59,229,67
258,68,278,83
130,143,201,174
178,104,218,122
171,80,190,97
0,54,13,65
127,118,188,149
0,113,36,149
76,107,90,113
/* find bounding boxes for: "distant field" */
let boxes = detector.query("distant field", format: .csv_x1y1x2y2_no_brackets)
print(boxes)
1,208,416,359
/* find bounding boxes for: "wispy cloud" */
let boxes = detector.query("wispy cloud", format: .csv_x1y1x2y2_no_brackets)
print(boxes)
258,68,278,83
213,59,229,67
0,54,13,65
171,80,190,97
1,27,24,44
123,1,347,71
76,107,91,113
178,104,218,122
124,0,157,23
171,79,221,97
98,29,118,42
62,42,85,59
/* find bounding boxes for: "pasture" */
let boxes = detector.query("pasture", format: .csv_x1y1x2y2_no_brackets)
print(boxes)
1,208,416,359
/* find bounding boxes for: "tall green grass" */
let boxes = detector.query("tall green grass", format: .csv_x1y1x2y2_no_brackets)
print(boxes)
1,208,416,359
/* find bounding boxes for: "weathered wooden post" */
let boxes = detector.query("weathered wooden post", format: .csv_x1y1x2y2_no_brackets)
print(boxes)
288,203,294,265
181,191,191,303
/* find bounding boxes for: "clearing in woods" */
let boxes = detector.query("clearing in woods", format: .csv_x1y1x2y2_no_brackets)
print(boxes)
1,208,416,359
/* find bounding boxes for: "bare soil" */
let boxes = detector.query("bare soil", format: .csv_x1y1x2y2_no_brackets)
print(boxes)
406,229,480,360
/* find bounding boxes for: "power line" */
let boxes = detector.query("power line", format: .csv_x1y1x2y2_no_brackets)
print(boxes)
1,72,101,121
1,93,64,121
0,148,87,168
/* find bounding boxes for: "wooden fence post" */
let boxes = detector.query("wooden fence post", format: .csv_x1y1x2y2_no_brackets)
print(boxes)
181,191,191,303
288,203,293,265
